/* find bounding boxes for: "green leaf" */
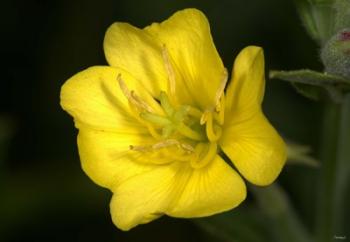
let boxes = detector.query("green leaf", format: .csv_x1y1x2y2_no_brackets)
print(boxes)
270,69,350,86
291,82,324,101
270,69,350,102
334,0,350,31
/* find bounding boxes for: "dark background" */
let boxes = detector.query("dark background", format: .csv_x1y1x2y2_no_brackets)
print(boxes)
1,0,324,241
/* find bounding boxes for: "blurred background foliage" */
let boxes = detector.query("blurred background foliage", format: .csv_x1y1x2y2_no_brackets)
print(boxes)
1,0,348,241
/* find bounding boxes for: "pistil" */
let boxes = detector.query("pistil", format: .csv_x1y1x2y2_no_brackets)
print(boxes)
117,74,153,112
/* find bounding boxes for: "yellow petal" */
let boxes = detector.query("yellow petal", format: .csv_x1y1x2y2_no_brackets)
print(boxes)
104,22,167,98
225,46,265,121
110,163,181,231
60,66,162,131
167,156,246,217
222,46,286,185
220,111,286,186
78,125,197,189
110,156,246,231
77,128,155,189
145,8,226,110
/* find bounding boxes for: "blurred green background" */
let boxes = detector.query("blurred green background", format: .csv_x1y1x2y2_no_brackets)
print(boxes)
0,0,336,241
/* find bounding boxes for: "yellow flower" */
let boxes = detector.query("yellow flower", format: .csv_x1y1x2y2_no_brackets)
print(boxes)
60,8,286,231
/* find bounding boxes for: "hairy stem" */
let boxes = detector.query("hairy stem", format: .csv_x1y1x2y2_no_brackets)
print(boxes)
251,184,312,242
316,94,350,241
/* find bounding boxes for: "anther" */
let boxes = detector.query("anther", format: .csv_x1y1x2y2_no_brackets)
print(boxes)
130,139,194,155
181,143,195,153
130,91,153,112
129,144,150,152
214,94,225,125
117,74,133,101
214,68,228,110
162,45,176,96
152,139,180,149
200,111,209,125
117,74,153,112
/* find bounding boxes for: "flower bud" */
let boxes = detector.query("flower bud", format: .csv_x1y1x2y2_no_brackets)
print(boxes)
295,0,336,45
296,0,350,46
321,28,350,78
334,0,350,31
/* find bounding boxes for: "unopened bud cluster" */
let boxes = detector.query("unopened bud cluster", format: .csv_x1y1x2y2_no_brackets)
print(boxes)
321,28,350,78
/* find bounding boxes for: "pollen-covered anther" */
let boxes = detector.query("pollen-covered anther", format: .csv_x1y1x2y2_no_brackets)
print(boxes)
214,94,225,125
152,139,180,149
117,74,153,112
181,143,195,153
162,45,176,97
129,144,149,152
129,139,194,154
214,68,228,110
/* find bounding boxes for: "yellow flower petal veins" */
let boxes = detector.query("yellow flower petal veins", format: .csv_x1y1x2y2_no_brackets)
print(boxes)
221,46,287,186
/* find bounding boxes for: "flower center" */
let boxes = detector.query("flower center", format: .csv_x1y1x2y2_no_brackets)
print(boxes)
140,91,206,141
118,75,225,169
116,46,226,169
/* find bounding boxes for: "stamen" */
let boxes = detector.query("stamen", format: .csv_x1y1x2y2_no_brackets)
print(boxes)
129,144,150,152
213,94,225,125
200,111,209,125
214,68,228,110
205,112,222,142
117,74,130,97
117,74,153,112
129,145,173,164
162,45,176,96
129,139,194,162
181,143,195,153
152,139,180,149
130,91,153,112
190,142,217,169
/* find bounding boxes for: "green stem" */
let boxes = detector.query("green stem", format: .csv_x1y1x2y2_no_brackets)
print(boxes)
334,94,350,234
250,184,312,242
316,94,350,241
